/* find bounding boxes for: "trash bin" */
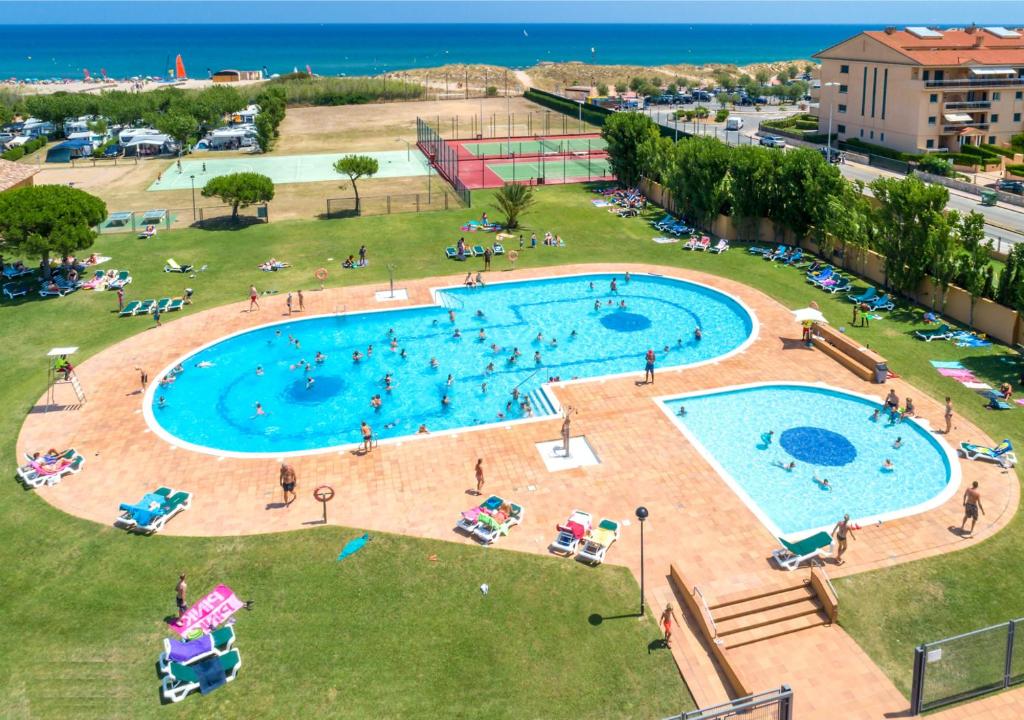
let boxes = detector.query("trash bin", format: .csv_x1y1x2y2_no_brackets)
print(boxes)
873,362,888,384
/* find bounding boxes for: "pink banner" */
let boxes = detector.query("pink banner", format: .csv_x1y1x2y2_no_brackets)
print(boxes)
169,584,244,636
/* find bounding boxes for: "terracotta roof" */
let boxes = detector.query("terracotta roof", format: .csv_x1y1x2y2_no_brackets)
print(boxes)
864,28,1024,66
0,158,39,192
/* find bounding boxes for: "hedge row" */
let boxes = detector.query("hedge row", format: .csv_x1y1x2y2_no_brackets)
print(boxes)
1007,164,1024,177
980,144,1016,159
1,135,46,161
523,88,614,127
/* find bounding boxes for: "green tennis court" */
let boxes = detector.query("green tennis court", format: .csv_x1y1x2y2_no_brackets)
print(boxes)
148,150,430,191
486,157,612,182
463,137,608,157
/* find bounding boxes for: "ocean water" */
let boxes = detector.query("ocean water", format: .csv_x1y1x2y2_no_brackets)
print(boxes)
0,24,875,80
662,385,954,537
148,273,754,455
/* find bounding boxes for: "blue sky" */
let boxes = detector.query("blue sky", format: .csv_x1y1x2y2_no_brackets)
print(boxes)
3,0,1023,24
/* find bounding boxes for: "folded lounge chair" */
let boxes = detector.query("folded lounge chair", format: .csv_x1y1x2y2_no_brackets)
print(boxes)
114,486,192,534
164,258,194,273
577,519,621,565
771,531,834,571
959,439,1016,467
550,510,592,556
159,626,237,676
161,649,241,703
915,324,954,342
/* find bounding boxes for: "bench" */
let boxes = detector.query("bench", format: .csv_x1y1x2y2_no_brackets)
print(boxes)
811,324,888,382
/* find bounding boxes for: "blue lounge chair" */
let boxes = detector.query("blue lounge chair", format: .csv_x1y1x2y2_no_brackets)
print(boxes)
959,439,1016,467
472,244,486,257
748,245,771,255
783,249,804,265
868,294,894,311
821,276,852,294
444,247,457,260
807,267,834,286
492,243,505,255
915,324,954,342
987,397,1013,410
849,286,878,304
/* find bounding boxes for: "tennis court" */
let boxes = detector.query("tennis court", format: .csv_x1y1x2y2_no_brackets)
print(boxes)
462,137,608,158
148,150,430,191
486,157,613,183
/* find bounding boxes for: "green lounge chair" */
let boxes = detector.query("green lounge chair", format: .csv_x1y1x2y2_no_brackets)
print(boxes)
472,244,486,256
155,298,172,313
771,531,834,571
167,297,185,311
445,247,457,259
108,271,132,290
915,324,954,342
119,300,142,317
159,626,236,676
114,485,192,534
136,299,155,315
161,649,242,703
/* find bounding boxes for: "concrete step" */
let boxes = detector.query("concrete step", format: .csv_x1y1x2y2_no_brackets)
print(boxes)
711,584,817,623
709,580,810,610
720,610,830,650
715,598,824,637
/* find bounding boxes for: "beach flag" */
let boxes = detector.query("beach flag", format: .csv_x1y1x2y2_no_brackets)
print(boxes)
100,68,107,80
175,54,187,79
83,68,90,80
306,64,313,76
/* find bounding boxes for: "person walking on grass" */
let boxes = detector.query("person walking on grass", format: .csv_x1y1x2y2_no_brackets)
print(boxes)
660,603,674,648
152,302,162,327
279,462,297,506
249,285,260,312
475,458,485,495
832,514,855,565
116,286,124,312
483,246,492,270
944,397,954,434
961,481,985,536
174,573,188,625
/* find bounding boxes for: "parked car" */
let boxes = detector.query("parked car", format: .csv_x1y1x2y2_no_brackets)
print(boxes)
726,117,744,131
692,90,712,102
996,179,1024,195
759,135,787,148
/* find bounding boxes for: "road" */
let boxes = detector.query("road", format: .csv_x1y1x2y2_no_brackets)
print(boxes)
644,108,1024,248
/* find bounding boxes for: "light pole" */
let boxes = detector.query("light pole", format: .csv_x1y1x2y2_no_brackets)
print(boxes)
395,138,411,162
577,99,583,133
189,174,196,221
823,81,840,162
635,506,649,616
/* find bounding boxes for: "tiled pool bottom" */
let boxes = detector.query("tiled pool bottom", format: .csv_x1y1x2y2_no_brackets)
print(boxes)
659,383,960,538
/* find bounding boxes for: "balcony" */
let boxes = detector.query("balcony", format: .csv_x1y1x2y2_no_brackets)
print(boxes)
942,123,989,133
925,77,1024,89
943,100,992,110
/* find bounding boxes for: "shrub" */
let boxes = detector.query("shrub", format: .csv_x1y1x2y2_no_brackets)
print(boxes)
981,144,1015,159
794,119,819,130
485,86,498,98
1,146,25,161
917,154,953,176
714,109,729,123
1006,163,1024,177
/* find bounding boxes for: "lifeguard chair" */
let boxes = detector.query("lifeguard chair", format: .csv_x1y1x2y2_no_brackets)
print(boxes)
46,346,86,410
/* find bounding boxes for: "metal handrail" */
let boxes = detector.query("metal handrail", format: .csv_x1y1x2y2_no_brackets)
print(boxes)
692,585,719,638
943,101,992,109
925,77,1024,88
816,562,839,600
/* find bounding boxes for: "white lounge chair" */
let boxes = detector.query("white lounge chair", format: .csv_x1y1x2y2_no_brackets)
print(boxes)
17,450,85,488
158,626,237,676
709,239,729,254
161,649,241,703
577,518,621,565
114,486,192,534
472,502,523,545
550,510,592,556
771,531,835,571
959,439,1016,468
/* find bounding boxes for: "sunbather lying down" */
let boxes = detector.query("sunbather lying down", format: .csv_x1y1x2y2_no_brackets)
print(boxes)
30,450,72,474
258,258,291,271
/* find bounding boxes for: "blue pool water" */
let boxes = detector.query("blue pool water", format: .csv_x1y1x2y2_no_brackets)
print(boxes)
662,385,956,537
150,273,754,454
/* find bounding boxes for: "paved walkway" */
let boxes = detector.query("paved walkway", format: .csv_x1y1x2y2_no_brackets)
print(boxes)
18,263,1018,717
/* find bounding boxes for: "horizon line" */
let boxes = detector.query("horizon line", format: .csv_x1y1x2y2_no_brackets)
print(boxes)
3,20,1021,26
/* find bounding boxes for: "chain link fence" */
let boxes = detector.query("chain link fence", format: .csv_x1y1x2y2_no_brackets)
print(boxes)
95,204,268,233
911,618,1024,714
325,190,462,219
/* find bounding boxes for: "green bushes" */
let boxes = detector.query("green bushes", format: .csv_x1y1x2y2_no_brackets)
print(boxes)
793,118,819,130
248,75,424,106
1006,164,1024,177
1,135,46,161
714,109,729,123
979,144,1015,159
1,146,24,161
523,88,613,127
838,138,921,162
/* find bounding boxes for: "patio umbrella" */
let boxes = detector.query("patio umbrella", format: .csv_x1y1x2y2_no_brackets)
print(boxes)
793,307,828,324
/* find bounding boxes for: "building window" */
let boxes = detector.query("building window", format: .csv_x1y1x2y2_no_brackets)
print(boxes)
928,116,937,125
993,92,1001,101
870,130,874,139
1016,91,1023,100
840,64,849,73
839,84,848,94
860,128,864,137
838,104,847,113
929,93,938,103
991,113,999,122
880,132,885,141
837,124,846,133
935,70,944,80
923,70,930,80
1014,112,1022,122
926,139,935,148
989,136,996,144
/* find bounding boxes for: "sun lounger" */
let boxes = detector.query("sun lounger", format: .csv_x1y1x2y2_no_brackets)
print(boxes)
550,510,592,556
159,627,237,676
849,287,878,304
455,495,503,534
577,519,621,565
709,239,729,254
694,236,711,251
445,247,458,260
114,486,192,534
155,298,172,313
118,300,142,317
987,397,1014,410
821,277,852,294
747,246,771,255
138,225,157,239
807,268,834,286
959,439,1016,467
107,271,132,290
164,258,194,273
492,243,505,255
17,450,84,488
167,297,185,312
682,236,698,250
472,244,486,257
2,281,30,299
783,249,804,265
915,324,954,342
868,294,894,312
473,502,523,544
161,649,241,703
771,531,834,571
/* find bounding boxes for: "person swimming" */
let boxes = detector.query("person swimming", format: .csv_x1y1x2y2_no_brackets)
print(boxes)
883,459,894,470
694,327,703,341
534,351,542,363
813,474,831,490
366,344,373,357
893,437,903,449
773,460,796,472
619,300,627,308
315,352,326,364
352,351,363,363
481,382,487,393
195,361,215,368
478,329,486,341
306,377,315,390
371,395,382,410
871,409,880,422
476,309,484,318
570,329,577,338
448,309,456,323
158,396,166,408
490,343,501,353
677,405,686,416
594,300,601,311
486,362,495,373
550,337,557,346
390,338,398,351
761,430,774,445
447,374,454,386
513,347,522,357
441,394,451,407
254,402,266,417
400,348,407,359
453,328,461,338
430,357,439,368
536,332,543,342
256,365,264,376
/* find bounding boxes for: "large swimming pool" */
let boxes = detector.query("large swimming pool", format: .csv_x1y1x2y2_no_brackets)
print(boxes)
660,383,959,538
148,273,755,455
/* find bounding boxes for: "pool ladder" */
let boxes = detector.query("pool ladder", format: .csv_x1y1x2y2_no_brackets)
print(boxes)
525,387,557,417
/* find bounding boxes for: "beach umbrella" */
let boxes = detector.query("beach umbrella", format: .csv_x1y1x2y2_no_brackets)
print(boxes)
793,307,828,324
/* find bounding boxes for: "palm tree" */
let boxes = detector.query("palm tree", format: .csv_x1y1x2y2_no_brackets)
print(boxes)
493,182,536,229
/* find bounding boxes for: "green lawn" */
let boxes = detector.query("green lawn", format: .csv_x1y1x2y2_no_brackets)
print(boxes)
0,183,1021,716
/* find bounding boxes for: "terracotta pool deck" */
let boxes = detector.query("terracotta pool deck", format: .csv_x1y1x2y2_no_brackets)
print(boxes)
18,263,1019,718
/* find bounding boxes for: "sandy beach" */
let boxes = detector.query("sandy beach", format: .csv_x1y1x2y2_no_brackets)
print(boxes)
4,77,266,96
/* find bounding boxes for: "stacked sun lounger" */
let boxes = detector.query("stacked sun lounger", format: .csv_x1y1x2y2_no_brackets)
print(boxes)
455,495,524,544
160,629,242,703
115,486,192,533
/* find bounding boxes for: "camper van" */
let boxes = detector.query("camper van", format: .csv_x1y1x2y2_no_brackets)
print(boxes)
725,117,744,131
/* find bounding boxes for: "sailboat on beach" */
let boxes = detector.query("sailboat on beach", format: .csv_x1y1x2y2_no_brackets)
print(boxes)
175,54,187,80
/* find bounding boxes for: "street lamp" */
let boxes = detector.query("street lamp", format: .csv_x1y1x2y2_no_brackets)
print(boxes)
635,506,649,616
189,174,196,222
395,138,411,162
823,81,840,162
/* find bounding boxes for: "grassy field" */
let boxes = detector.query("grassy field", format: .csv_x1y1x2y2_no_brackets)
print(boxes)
0,183,1021,716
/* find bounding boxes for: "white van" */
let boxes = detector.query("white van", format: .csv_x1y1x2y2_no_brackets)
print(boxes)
726,117,744,131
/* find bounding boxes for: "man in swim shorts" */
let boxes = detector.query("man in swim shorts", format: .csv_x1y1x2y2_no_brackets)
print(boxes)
361,421,373,452
279,463,297,506
175,573,188,624
831,514,856,565
644,348,656,384
960,481,985,536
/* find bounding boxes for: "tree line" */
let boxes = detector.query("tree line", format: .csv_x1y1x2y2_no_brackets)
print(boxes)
602,113,1024,323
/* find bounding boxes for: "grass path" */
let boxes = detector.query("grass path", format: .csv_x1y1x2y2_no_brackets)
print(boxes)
0,184,1020,715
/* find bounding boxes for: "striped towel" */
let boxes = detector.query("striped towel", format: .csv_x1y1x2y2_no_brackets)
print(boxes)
930,361,965,369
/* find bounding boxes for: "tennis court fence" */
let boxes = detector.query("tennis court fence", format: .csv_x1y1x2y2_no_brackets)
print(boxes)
325,190,464,219
416,117,472,205
910,618,1024,714
94,204,268,233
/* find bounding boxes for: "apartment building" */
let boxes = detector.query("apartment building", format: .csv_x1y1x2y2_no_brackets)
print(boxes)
814,25,1024,154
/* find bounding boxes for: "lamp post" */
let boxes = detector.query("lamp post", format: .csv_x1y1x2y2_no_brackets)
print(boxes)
635,506,649,616
189,174,196,222
823,81,840,162
395,138,411,162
